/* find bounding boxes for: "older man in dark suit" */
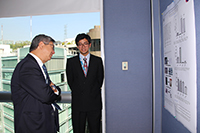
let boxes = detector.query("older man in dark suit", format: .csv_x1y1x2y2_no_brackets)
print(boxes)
66,33,104,133
11,34,61,133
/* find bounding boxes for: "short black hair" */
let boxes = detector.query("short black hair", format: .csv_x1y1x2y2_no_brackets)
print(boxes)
29,34,55,52
75,33,91,46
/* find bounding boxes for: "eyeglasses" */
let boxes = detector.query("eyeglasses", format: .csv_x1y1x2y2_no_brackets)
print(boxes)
41,41,55,50
48,43,55,50
78,42,89,47
44,42,54,50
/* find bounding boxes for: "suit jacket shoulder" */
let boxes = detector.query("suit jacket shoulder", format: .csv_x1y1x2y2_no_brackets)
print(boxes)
68,55,79,60
90,54,103,62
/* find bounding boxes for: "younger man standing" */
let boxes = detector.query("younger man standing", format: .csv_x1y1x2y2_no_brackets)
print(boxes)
66,33,104,133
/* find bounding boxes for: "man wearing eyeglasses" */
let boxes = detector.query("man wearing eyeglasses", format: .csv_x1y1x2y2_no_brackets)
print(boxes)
66,33,104,133
11,34,61,133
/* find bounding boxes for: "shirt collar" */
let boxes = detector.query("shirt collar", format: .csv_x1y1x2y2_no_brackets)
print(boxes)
79,53,90,60
29,53,44,67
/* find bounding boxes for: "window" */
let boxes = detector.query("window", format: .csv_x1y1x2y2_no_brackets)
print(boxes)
0,12,100,133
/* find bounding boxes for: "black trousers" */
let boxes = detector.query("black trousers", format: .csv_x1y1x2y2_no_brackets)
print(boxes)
54,109,59,133
72,110,101,133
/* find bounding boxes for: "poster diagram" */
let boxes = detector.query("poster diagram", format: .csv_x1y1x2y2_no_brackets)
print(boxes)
162,0,196,132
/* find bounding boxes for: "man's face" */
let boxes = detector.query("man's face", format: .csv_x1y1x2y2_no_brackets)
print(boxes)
42,41,55,62
77,38,91,56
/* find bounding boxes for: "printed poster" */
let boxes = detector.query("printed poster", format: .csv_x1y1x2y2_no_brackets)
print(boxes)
162,0,197,132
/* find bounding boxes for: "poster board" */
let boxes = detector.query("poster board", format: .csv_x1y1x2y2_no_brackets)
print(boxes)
162,0,197,132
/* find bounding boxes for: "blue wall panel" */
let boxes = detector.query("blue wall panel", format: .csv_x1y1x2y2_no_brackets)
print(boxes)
195,0,200,132
104,0,152,132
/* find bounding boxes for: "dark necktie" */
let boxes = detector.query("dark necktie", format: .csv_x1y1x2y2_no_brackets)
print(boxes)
42,64,49,84
42,64,61,110
83,58,87,76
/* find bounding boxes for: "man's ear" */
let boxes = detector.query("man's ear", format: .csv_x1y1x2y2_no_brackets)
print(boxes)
89,43,92,48
77,45,80,50
38,41,44,49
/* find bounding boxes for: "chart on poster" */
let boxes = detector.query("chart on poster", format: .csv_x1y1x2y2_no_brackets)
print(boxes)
162,0,196,132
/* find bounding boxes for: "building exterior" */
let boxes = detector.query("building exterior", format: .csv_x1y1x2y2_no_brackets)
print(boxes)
0,44,15,57
65,44,79,55
0,46,73,133
87,25,101,57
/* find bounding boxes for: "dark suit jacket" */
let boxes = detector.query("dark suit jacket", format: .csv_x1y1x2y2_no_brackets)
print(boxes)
66,54,104,111
11,54,61,133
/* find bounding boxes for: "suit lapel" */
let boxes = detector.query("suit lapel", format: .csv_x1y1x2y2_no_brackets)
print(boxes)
27,54,46,82
86,55,93,77
75,55,86,78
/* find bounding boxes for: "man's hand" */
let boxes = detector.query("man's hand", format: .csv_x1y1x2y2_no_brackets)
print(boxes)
50,82,58,93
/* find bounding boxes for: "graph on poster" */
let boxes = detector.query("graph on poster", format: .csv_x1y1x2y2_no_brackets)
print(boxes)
175,46,187,66
162,0,196,132
176,75,187,96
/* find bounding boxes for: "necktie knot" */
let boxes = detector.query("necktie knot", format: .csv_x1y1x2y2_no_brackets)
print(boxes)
42,64,47,71
83,58,87,62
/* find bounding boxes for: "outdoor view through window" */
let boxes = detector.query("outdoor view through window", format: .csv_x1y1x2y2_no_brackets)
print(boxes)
0,12,101,133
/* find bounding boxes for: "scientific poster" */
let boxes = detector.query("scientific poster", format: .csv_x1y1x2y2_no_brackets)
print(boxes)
162,0,196,132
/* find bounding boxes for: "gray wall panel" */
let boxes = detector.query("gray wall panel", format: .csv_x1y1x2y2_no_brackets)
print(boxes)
152,0,162,132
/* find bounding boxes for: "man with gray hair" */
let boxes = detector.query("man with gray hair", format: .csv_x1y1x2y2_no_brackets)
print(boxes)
11,34,61,133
